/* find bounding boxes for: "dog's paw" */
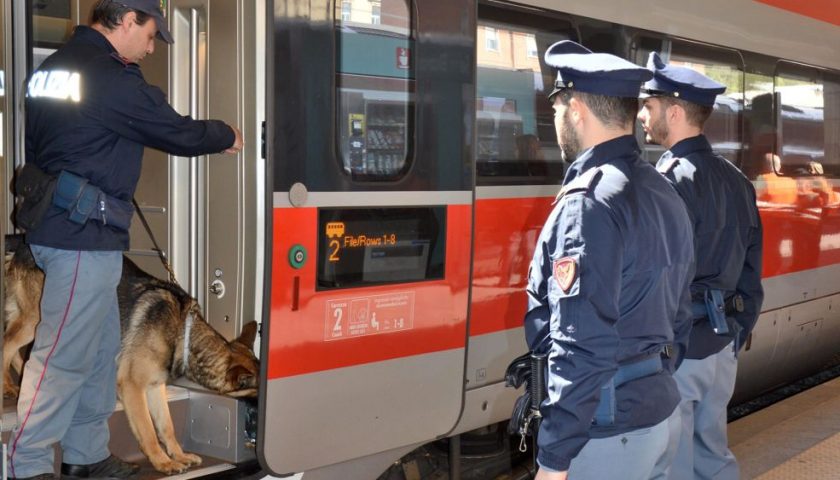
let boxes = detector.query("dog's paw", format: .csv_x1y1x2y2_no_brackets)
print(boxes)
172,452,202,467
152,458,189,475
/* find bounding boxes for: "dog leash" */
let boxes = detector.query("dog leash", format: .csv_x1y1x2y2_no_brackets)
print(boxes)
132,198,178,284
133,198,199,371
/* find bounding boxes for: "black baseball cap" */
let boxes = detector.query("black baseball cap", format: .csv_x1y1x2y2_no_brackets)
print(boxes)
119,0,173,44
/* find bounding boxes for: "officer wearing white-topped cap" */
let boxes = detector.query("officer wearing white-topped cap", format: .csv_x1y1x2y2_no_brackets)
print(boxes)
638,52,764,480
524,41,695,480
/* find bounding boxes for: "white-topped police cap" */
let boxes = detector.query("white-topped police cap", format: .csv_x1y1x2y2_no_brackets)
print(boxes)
544,40,653,100
120,0,173,44
641,52,726,107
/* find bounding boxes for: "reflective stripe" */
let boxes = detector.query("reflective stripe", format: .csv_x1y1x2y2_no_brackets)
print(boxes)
27,70,81,103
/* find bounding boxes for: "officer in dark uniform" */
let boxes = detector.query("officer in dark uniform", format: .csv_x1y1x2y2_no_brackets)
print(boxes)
9,1,242,479
525,41,695,480
638,52,764,480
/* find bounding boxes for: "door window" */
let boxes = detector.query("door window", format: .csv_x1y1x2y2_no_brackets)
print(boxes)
334,0,414,181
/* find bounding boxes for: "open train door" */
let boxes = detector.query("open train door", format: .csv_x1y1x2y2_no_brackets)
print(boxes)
259,0,476,474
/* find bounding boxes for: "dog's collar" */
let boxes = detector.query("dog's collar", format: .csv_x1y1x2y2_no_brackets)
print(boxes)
183,310,196,371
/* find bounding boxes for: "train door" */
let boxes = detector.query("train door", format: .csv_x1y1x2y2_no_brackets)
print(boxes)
128,0,260,341
260,0,475,474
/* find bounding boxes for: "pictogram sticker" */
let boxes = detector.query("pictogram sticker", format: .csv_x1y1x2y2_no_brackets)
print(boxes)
325,291,415,341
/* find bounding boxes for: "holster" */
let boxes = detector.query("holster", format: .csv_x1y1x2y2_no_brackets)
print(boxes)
692,291,745,337
505,352,547,450
14,163,58,231
53,170,134,231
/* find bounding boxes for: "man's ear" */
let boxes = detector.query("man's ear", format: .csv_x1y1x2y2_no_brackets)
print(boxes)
120,11,137,30
666,102,684,125
567,96,585,125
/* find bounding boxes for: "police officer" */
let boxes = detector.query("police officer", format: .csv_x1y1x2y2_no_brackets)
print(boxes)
9,1,242,479
638,52,764,480
525,41,695,480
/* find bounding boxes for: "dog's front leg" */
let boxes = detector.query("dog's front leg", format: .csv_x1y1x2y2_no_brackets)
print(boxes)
147,383,202,467
118,366,189,474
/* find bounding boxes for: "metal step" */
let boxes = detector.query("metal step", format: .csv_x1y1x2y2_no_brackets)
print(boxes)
2,384,256,479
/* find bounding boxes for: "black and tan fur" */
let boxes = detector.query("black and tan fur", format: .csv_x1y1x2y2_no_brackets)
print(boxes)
3,241,259,474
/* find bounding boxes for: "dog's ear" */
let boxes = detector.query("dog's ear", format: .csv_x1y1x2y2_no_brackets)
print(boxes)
226,365,258,393
234,321,258,351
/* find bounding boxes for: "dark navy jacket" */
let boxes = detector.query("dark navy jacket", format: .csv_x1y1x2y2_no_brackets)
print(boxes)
657,135,764,359
25,26,234,251
525,135,695,472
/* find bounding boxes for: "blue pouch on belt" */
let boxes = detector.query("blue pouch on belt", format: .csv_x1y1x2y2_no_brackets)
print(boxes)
704,289,729,335
54,171,100,225
53,170,134,231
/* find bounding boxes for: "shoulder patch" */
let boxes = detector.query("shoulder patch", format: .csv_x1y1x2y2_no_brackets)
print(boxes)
657,156,680,174
554,166,603,204
552,256,578,295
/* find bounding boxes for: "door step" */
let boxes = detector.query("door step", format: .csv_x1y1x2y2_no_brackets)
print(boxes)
2,384,256,479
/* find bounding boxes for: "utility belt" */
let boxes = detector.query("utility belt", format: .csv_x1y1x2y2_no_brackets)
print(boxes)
505,347,668,451
591,351,664,426
692,289,744,336
14,163,133,232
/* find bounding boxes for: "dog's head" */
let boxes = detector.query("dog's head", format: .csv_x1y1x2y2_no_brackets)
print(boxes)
220,321,260,398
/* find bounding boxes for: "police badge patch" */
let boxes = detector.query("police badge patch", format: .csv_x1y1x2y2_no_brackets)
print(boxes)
553,256,577,294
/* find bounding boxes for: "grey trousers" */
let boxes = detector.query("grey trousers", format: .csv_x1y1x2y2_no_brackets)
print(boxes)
566,416,672,479
8,245,122,478
666,345,739,480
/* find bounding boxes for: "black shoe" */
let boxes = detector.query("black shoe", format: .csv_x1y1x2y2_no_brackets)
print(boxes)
60,455,140,479
9,474,57,480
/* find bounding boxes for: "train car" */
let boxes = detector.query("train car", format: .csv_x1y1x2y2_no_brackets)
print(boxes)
0,0,838,478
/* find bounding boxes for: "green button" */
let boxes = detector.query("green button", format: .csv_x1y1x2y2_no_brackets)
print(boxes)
289,245,307,269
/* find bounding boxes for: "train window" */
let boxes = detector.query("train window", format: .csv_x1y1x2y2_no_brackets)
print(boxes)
476,8,575,186
634,38,745,167
334,0,414,181
775,63,840,178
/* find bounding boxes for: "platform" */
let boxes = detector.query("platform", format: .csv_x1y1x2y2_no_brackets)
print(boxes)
730,375,840,479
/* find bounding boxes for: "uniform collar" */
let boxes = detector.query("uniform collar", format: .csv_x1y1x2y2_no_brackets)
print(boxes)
668,134,712,159
563,134,640,185
73,25,119,56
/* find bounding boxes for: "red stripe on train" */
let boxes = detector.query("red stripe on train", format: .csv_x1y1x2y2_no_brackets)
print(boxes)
266,205,472,380
754,0,840,26
469,193,840,336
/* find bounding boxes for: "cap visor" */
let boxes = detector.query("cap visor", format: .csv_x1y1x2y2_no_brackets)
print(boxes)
155,17,174,44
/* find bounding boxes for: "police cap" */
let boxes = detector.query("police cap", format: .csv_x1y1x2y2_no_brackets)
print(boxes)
120,0,173,44
545,40,653,101
641,52,725,107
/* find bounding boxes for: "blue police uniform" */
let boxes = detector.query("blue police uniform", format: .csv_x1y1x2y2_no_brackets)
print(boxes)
25,26,233,251
10,16,235,478
524,41,695,477
642,52,764,480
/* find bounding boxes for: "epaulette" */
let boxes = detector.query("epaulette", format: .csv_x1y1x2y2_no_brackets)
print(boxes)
554,166,602,204
657,156,680,174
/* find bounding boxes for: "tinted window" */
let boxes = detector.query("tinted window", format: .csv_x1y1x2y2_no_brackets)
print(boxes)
334,0,414,181
476,9,575,185
775,63,840,178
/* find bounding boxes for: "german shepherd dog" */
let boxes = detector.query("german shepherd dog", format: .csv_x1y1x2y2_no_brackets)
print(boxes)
3,240,259,474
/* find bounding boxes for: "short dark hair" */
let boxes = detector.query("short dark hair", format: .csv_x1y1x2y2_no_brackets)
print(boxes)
91,0,152,30
659,96,713,128
557,90,639,129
